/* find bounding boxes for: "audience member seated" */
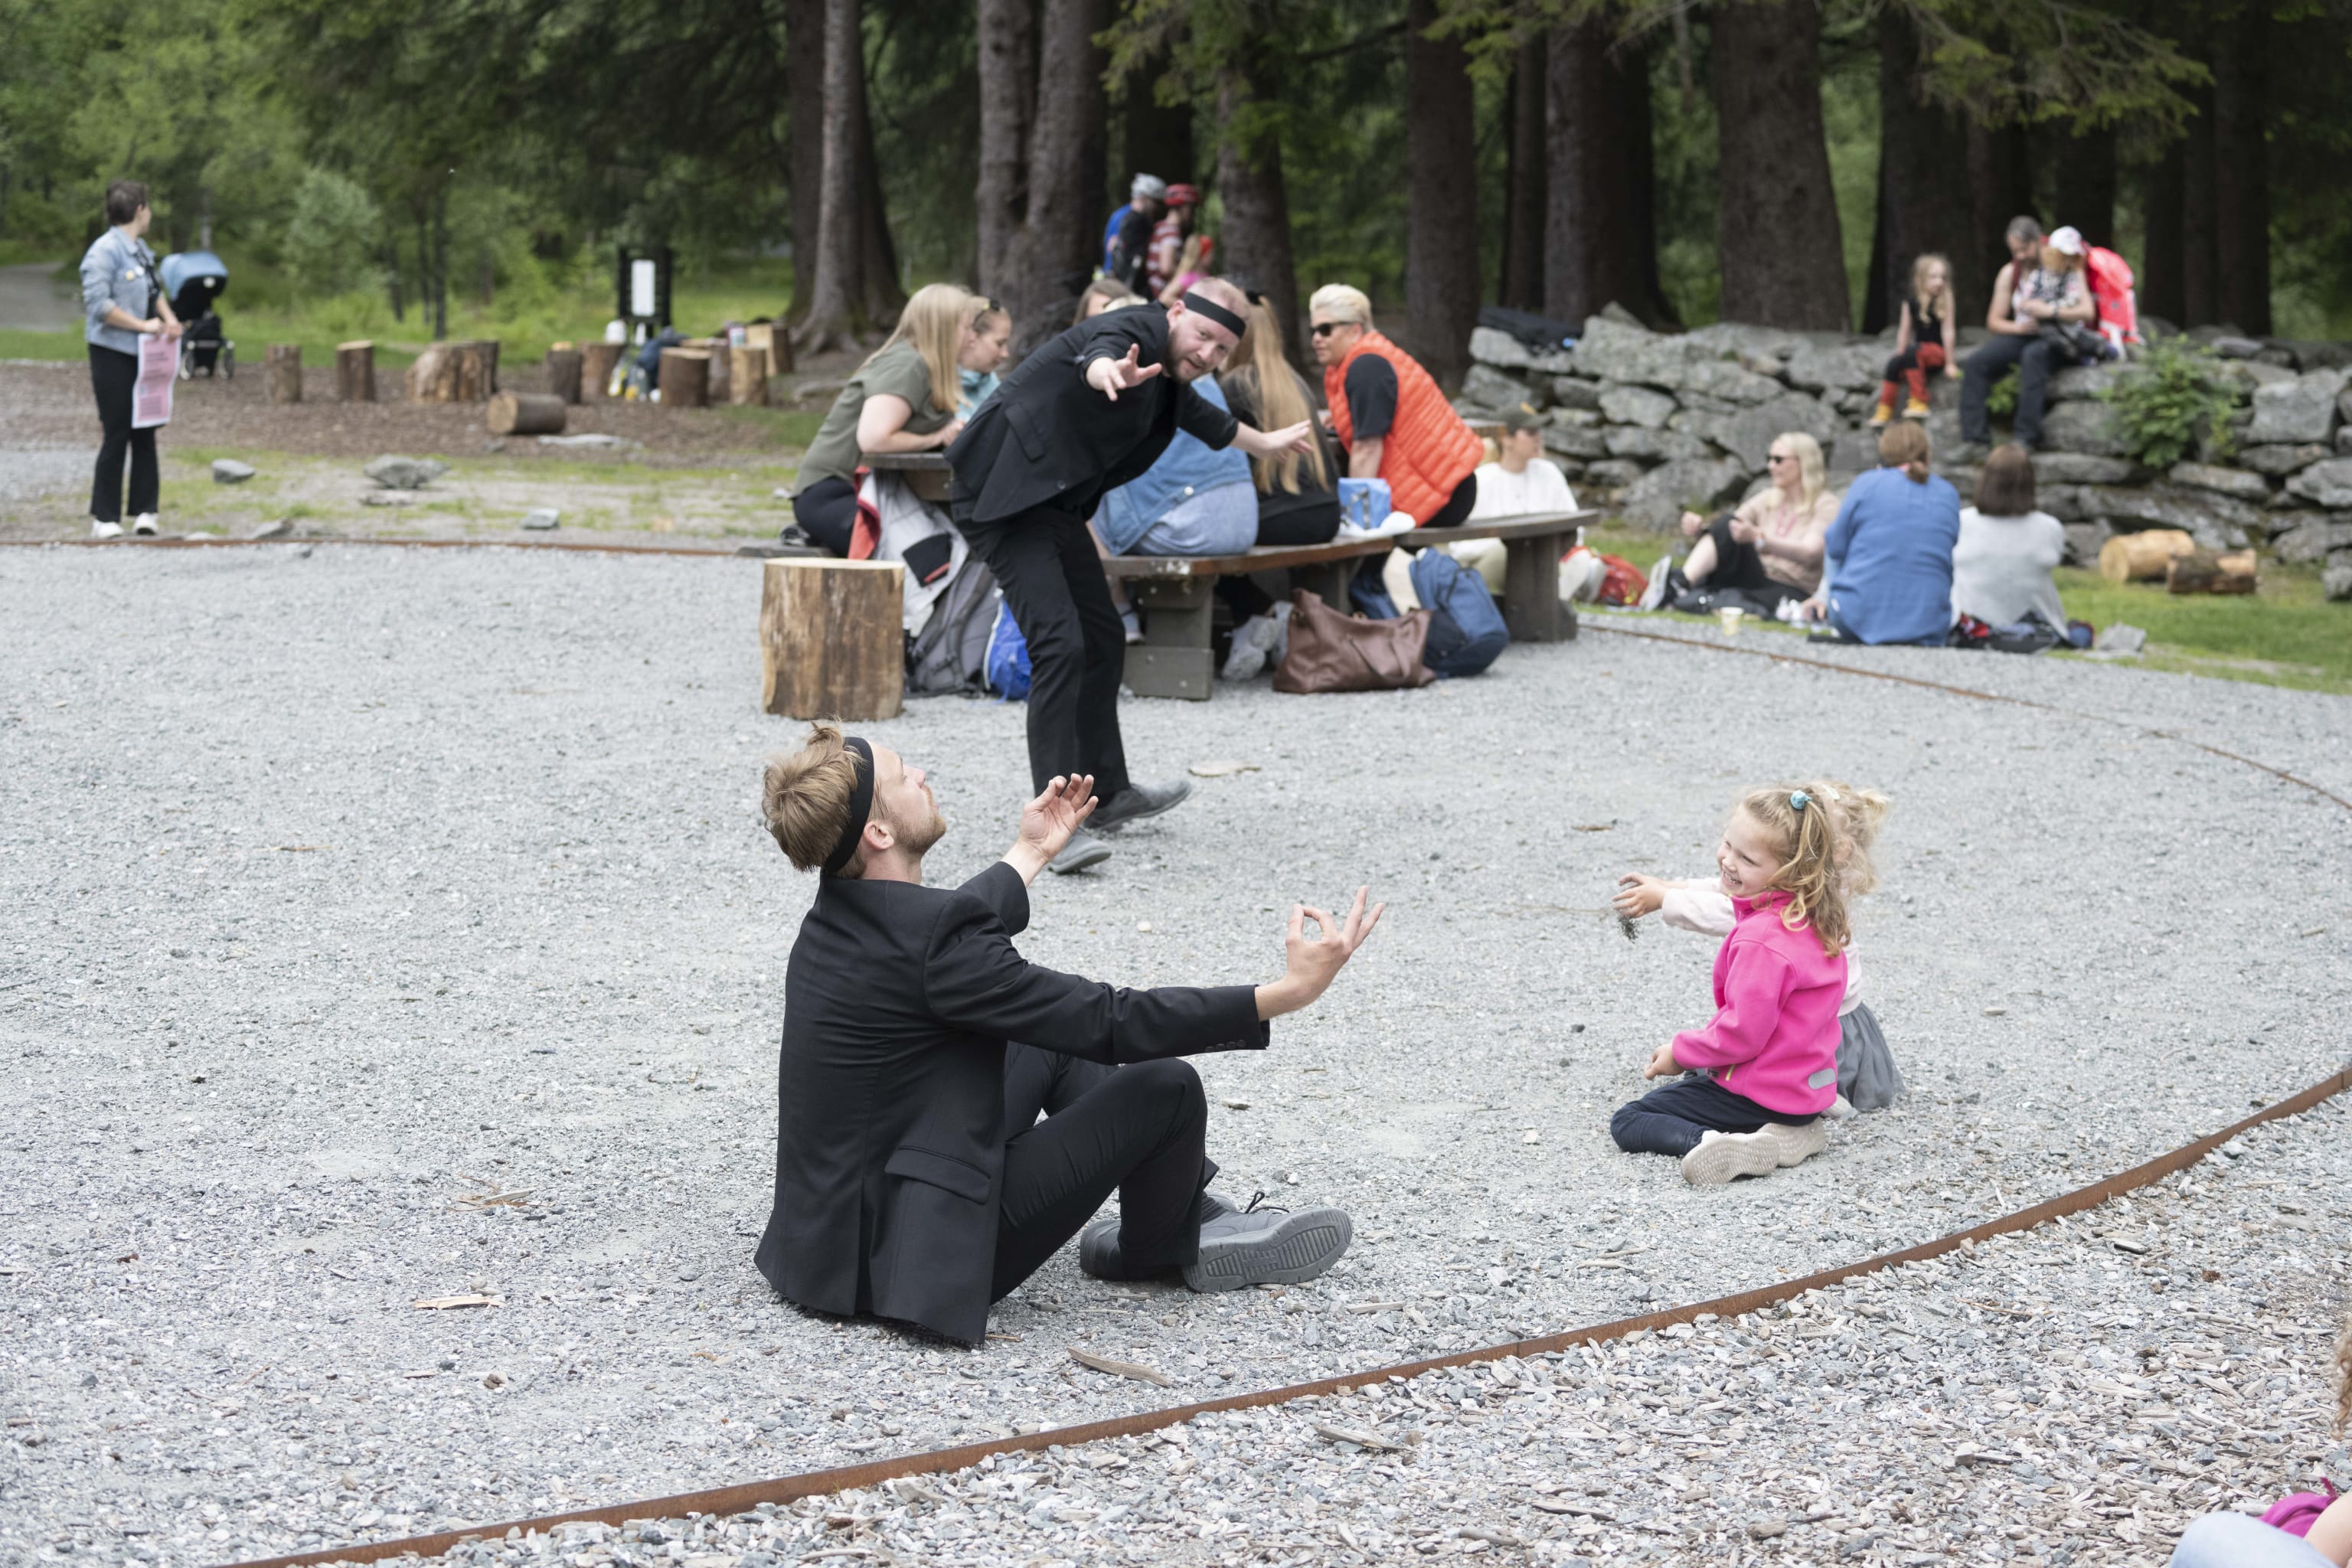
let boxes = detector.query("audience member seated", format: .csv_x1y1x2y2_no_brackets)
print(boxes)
1642,433,1834,614
1468,407,1577,519
1870,253,1958,427
1961,217,2096,452
792,284,987,556
1073,278,1145,326
1820,422,1960,645
1952,444,2065,629
958,297,1013,418
1215,294,1344,679
1310,283,1484,528
1093,373,1258,562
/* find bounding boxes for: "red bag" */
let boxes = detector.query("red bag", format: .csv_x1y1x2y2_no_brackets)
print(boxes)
1595,554,1650,607
2086,247,2140,349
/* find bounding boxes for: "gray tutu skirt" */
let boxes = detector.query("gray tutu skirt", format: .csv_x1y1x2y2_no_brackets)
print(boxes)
1836,1002,1903,1111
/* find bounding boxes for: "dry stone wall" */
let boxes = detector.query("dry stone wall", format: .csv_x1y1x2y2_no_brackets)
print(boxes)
1458,310,2352,597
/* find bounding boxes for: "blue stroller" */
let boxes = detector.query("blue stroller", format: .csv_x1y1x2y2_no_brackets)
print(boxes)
160,251,234,379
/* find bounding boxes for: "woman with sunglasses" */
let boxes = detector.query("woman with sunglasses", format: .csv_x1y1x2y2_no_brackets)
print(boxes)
1308,284,1483,529
1642,432,1836,612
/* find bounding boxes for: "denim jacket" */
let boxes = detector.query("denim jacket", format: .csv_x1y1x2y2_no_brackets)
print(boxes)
1095,374,1253,554
81,227,158,355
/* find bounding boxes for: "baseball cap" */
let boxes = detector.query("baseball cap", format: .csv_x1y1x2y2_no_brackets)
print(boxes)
1131,174,1167,201
2047,226,2086,257
1501,404,1544,433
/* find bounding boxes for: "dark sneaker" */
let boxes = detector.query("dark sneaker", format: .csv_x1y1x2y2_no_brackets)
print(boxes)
1182,1198,1352,1292
1080,1189,1241,1281
1047,829,1112,874
1090,778,1193,834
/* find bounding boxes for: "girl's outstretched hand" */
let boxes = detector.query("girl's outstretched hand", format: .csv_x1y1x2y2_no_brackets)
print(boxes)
1613,873,1668,920
1642,1042,1682,1080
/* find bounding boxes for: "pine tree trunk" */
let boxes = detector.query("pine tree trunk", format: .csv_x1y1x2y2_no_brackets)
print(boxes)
854,76,906,322
1872,11,1979,331
2210,18,2270,335
976,0,1106,350
785,0,825,322
1123,44,1194,183
1967,123,2031,296
2179,83,2220,327
2139,147,2186,326
1404,0,1478,386
795,0,864,355
1712,0,1847,329
1499,38,1547,310
2053,127,2117,250
1545,24,1671,328
1214,66,1301,369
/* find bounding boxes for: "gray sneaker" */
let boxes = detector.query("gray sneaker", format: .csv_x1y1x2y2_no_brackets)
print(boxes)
1076,1191,1242,1281
1090,778,1193,834
1047,829,1112,874
1182,1197,1352,1292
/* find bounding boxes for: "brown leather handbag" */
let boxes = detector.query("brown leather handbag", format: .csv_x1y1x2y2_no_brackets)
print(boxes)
1272,590,1439,694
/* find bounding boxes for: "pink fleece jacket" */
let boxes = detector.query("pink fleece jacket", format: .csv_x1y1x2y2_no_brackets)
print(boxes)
1670,890,1847,1117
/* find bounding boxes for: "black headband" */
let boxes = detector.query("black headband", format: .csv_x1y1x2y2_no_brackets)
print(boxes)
820,737,875,877
1181,290,1246,338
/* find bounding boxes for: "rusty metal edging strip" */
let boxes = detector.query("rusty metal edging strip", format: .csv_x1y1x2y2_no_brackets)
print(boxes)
216,1063,2352,1568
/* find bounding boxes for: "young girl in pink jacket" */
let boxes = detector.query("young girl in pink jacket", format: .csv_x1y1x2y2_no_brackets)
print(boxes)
1610,786,1851,1186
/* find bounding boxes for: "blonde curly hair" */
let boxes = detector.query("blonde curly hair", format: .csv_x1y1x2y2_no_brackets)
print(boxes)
1735,785,1853,956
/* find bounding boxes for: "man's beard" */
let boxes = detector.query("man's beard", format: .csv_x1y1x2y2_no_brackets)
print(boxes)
887,802,948,858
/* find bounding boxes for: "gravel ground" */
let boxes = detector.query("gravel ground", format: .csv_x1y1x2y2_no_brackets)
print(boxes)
2,547,2348,1567
336,1095,2352,1567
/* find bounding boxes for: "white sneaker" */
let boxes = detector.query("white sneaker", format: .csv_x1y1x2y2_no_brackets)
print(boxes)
1637,554,1674,611
90,518,124,540
1681,1121,1828,1185
1119,608,1143,645
131,514,159,536
1220,614,1280,681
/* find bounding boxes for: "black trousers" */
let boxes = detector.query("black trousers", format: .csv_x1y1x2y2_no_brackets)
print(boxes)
1961,332,2061,446
1422,471,1478,530
1219,495,1342,620
990,1050,1208,1298
959,505,1133,800
793,475,860,557
1610,1074,1819,1158
90,345,158,523
1690,513,1808,603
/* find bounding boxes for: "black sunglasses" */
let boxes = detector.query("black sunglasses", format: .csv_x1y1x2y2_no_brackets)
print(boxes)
1309,322,1351,338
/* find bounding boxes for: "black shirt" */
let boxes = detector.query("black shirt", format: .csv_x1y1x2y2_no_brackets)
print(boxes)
1343,356,1399,440
1220,366,1340,521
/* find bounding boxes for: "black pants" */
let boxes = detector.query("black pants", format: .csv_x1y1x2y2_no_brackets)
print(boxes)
959,505,1133,800
990,1050,1207,1298
1610,1074,1819,1158
1689,512,1806,602
1422,471,1478,531
1219,495,1341,620
1961,333,2061,446
793,475,860,557
90,345,158,523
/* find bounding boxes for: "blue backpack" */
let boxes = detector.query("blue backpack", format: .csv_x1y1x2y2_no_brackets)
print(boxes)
983,600,1031,701
1410,550,1509,677
1350,571,1400,620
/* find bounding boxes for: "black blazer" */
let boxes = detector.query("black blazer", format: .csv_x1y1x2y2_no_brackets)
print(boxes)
946,305,1240,526
753,861,1265,1345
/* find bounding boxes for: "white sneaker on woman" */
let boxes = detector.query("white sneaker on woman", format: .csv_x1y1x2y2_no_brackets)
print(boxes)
1638,555,1674,611
90,518,124,540
1220,614,1281,681
131,514,159,536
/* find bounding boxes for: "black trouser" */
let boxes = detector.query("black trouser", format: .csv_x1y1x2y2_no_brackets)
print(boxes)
990,1051,1208,1298
959,505,1133,800
1219,496,1341,619
792,475,859,557
89,344,158,523
1961,332,2061,446
1421,471,1478,530
1610,1074,1820,1158
1690,512,1806,602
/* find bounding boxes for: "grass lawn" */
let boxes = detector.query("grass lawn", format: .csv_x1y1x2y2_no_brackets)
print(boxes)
1580,520,2352,697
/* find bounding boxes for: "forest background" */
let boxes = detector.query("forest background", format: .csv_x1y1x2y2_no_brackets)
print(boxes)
2,0,2349,380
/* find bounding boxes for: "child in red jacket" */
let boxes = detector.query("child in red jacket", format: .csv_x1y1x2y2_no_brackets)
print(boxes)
1610,786,1851,1186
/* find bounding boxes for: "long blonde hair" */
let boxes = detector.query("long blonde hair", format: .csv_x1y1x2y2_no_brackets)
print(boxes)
1735,785,1852,956
1910,253,1952,321
1223,297,1330,494
1769,431,1828,510
1809,779,1891,899
862,283,978,413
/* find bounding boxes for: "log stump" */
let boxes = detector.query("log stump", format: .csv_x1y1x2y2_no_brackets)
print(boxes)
746,322,792,377
544,345,583,405
335,341,375,403
2166,547,2259,595
2097,528,2197,584
659,348,712,408
407,339,499,403
266,345,302,405
487,392,567,436
760,558,906,720
729,345,770,407
688,338,731,403
581,341,622,402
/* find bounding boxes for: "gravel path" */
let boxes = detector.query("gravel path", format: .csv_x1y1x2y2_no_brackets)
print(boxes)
2,547,2348,1567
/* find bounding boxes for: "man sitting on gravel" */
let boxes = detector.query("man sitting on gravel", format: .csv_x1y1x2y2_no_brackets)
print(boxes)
753,725,1377,1347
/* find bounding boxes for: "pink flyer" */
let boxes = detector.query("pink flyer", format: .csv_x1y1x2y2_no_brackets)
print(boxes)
133,331,175,430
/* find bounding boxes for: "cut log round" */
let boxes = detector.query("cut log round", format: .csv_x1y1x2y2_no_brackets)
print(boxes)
746,322,792,376
453,339,499,402
2097,528,2197,584
2166,547,2259,595
760,559,906,720
487,392,567,436
335,341,375,403
544,347,583,405
266,344,302,405
689,338,731,403
660,348,712,408
580,341,623,402
729,345,770,406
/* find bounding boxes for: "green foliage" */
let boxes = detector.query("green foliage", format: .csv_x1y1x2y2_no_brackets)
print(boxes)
2100,338,2242,470
1985,365,2018,419
283,167,381,295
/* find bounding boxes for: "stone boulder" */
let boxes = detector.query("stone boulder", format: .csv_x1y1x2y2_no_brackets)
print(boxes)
2047,363,2127,403
2236,443,2331,477
1616,457,1749,533
1550,377,1602,411
2038,400,2128,456
1681,321,1808,366
2245,369,2348,446
1583,459,1647,488
2286,459,2352,509
1679,358,1786,406
2272,517,2352,563
2325,562,2352,601
1462,364,1539,412
2166,462,2272,503
1710,392,1841,471
211,458,256,484
2218,361,2296,393
1598,383,1677,430
1544,424,1609,461
1782,341,1882,396
1605,427,1717,462
1468,326,1534,370
2076,483,2260,549
2060,520,2113,567
2032,452,2142,485
2290,341,2352,373
1573,316,1685,390
364,456,449,490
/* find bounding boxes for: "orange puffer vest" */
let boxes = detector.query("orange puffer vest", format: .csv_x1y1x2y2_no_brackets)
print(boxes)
1325,329,1484,524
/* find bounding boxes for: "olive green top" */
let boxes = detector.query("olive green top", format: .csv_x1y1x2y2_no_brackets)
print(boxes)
797,340,955,489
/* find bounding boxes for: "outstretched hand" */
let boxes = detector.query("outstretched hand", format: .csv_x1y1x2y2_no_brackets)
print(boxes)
1086,345,1164,403
1236,420,1315,459
1612,873,1668,920
1019,773,1096,861
1256,887,1385,1020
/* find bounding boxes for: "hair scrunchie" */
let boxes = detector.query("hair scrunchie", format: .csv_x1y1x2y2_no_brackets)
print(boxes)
1789,790,1811,812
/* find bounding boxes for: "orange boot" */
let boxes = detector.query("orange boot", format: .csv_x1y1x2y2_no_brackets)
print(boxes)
1868,381,1899,427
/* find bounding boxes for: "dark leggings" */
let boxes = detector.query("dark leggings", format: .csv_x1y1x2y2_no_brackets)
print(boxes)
1421,472,1478,531
90,344,158,523
1691,512,1807,601
990,1053,1209,1298
1218,495,1342,620
1611,1074,1819,1158
792,475,860,557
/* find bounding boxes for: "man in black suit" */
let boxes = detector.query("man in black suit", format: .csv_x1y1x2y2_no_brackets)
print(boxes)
946,277,1312,874
753,725,1379,1348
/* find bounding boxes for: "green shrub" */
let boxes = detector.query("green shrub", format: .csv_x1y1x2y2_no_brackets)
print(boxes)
1984,365,2018,420
283,168,382,297
2100,337,2242,469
